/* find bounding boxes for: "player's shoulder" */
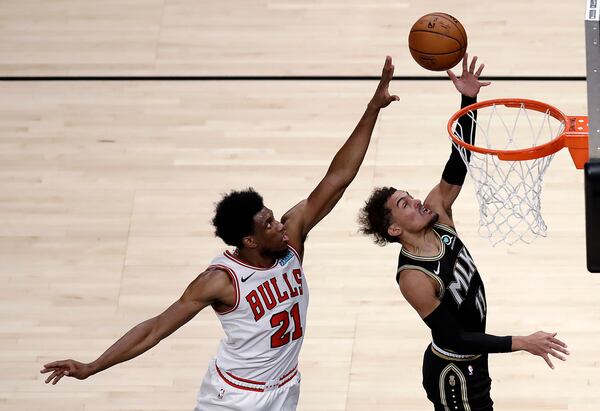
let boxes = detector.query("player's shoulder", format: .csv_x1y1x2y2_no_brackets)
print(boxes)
178,265,236,305
398,267,433,285
397,268,442,315
398,268,441,298
192,266,234,288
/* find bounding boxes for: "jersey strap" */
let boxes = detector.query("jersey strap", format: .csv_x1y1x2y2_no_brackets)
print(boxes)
206,264,240,315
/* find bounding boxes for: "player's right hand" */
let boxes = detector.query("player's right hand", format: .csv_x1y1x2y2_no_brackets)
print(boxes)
369,56,400,109
40,359,94,384
519,331,569,369
446,53,491,98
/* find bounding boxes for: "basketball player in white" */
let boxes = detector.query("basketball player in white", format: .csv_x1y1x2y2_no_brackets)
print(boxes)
40,57,399,410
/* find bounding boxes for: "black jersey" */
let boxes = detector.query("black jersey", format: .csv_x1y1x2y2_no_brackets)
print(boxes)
396,223,488,338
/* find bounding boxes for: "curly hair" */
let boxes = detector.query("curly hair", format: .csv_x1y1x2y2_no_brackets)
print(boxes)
358,186,398,246
212,188,264,248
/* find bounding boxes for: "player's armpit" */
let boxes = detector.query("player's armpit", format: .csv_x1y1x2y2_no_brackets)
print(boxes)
281,199,308,254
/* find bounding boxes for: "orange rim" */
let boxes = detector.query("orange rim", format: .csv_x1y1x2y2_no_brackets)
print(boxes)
447,98,589,166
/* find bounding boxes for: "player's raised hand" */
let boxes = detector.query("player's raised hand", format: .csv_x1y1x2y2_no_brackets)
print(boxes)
447,53,491,98
40,359,94,385
369,56,400,109
515,331,570,369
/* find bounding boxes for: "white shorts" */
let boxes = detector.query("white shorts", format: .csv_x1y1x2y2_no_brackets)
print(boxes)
194,359,301,411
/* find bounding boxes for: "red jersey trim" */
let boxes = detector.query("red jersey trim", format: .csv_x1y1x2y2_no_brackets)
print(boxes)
215,365,264,392
278,370,298,387
280,364,298,384
287,244,302,262
225,370,264,385
224,250,279,271
207,264,240,315
214,362,299,392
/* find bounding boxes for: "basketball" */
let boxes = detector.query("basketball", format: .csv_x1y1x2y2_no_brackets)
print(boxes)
408,12,467,71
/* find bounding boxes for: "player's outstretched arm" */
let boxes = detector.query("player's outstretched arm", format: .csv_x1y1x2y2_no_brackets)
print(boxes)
283,56,399,246
40,268,233,385
399,269,569,368
425,53,491,223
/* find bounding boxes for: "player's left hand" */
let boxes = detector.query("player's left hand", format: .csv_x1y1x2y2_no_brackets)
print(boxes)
447,53,491,98
40,359,94,385
369,56,400,109
519,331,570,369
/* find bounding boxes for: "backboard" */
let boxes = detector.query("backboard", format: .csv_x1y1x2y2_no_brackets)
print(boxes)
585,0,600,272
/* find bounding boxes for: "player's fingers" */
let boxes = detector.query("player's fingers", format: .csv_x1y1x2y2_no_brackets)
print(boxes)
548,349,567,361
480,81,492,87
43,361,64,368
52,372,66,385
385,64,395,81
40,367,58,374
469,56,478,73
475,63,485,77
446,70,458,82
550,337,567,347
52,373,66,385
549,349,567,361
462,53,468,71
384,56,392,71
551,343,569,355
542,354,554,369
45,370,61,384
381,64,394,83
391,95,400,101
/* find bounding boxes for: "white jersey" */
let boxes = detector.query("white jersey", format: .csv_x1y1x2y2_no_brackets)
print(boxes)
207,245,309,386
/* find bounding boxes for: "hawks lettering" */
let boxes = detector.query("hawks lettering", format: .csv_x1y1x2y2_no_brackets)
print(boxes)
475,288,487,321
448,247,486,320
448,248,476,307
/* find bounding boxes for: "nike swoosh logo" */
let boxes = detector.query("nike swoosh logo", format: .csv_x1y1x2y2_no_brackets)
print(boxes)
241,271,256,282
433,262,441,276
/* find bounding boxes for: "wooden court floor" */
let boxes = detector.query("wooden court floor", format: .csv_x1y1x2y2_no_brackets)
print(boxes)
1,0,599,410
0,80,598,411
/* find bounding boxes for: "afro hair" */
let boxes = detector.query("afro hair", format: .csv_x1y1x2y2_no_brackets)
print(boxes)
212,188,264,248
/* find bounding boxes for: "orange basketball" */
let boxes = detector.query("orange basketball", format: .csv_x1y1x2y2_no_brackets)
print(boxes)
408,13,467,71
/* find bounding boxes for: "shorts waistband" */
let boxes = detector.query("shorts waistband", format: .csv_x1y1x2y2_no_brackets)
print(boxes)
214,361,298,392
431,341,481,361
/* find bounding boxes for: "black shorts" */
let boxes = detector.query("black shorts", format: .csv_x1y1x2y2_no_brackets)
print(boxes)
422,344,493,411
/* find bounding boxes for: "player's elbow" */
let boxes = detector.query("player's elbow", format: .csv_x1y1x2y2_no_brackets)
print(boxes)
324,171,352,191
144,317,167,346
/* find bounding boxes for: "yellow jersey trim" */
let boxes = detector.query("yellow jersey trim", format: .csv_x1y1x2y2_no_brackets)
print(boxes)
400,229,445,261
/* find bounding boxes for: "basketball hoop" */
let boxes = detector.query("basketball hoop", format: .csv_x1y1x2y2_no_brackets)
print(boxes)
447,98,589,245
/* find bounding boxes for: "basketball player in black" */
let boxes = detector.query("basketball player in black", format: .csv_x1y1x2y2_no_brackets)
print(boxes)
358,54,569,410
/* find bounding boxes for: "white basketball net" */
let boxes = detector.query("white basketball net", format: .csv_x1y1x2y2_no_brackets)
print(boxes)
450,103,566,245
